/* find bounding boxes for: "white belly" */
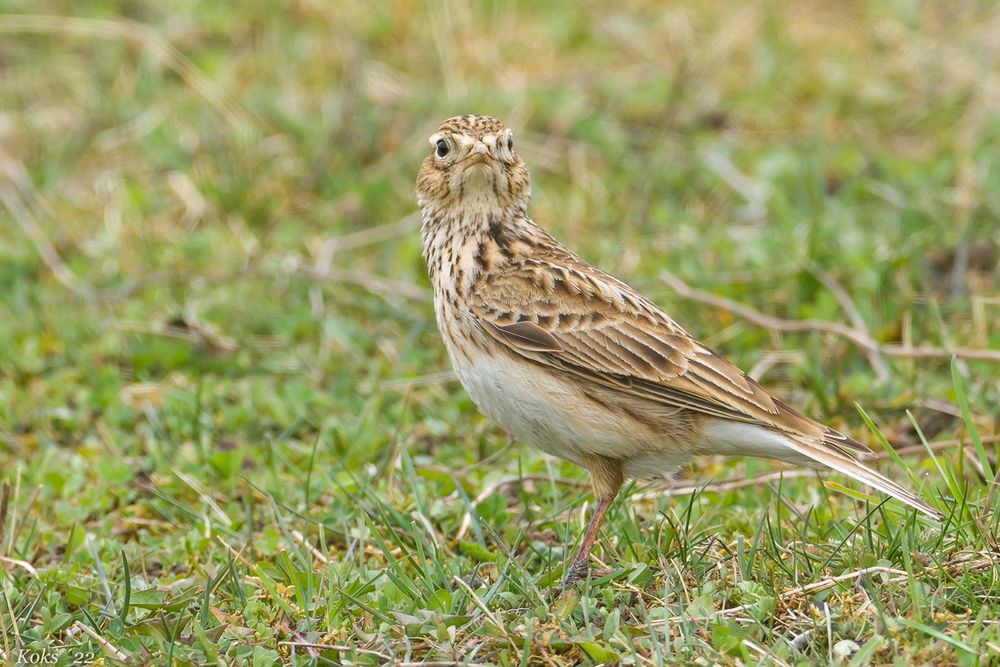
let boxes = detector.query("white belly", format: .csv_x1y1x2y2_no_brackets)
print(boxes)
449,347,694,477
452,350,589,464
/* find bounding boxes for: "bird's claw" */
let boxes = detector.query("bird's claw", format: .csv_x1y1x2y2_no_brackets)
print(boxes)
559,559,591,590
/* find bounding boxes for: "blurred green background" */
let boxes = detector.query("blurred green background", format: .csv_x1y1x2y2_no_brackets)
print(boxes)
1,1,998,664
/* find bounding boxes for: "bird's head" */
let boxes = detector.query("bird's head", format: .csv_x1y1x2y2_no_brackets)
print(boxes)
416,115,531,215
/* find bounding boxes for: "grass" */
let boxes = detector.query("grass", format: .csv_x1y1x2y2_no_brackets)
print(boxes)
1,0,999,664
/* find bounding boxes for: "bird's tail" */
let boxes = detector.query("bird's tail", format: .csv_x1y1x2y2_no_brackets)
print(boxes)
781,432,943,520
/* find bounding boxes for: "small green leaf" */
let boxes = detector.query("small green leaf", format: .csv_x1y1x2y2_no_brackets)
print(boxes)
686,593,715,618
459,540,497,562
63,524,85,563
252,645,281,667
429,587,451,612
603,608,620,641
554,589,578,619
711,623,747,658
627,562,655,587
577,640,618,663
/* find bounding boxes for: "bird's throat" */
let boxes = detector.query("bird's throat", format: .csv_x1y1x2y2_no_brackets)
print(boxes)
420,204,519,305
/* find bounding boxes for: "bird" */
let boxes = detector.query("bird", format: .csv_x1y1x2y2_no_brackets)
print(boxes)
415,114,942,588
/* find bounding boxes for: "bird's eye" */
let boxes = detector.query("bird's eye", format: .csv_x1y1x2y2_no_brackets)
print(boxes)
435,139,449,158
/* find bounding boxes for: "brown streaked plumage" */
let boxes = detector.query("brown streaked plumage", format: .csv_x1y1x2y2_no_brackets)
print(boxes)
416,114,942,587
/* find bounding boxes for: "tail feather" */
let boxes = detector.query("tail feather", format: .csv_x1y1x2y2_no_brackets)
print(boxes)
822,427,873,455
783,434,943,520
700,419,942,519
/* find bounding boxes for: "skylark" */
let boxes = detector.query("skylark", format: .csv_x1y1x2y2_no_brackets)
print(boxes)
416,114,941,587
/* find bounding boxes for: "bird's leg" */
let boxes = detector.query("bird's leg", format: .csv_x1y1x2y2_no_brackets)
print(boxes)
563,454,623,588
563,494,616,586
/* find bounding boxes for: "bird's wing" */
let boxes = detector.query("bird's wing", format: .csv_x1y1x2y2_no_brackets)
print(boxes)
468,259,843,446
469,259,942,519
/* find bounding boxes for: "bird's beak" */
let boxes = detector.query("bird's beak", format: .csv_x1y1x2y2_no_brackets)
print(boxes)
464,142,491,164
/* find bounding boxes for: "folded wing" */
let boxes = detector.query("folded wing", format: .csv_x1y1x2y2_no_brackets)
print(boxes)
469,259,941,519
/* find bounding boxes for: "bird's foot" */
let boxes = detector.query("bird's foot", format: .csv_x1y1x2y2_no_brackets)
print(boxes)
559,559,591,590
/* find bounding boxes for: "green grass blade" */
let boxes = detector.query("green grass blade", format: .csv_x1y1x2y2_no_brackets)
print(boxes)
905,410,958,515
897,617,976,654
119,549,131,624
951,356,994,481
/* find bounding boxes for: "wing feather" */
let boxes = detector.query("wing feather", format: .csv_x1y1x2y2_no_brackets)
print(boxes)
470,262,788,429
480,320,561,352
